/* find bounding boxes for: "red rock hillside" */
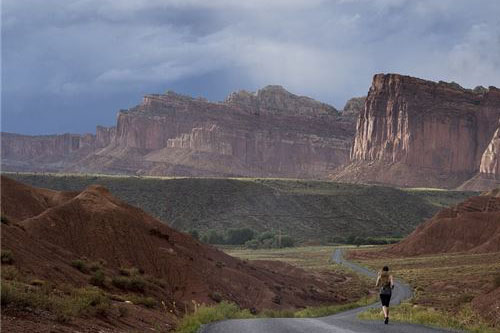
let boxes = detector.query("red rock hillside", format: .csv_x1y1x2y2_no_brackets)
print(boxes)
1,86,355,178
333,74,500,189
388,192,500,256
0,176,364,332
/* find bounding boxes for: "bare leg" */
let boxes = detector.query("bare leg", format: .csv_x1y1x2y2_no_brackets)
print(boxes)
382,306,388,318
387,307,390,318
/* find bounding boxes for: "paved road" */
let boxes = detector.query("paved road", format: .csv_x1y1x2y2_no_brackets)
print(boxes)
200,248,458,333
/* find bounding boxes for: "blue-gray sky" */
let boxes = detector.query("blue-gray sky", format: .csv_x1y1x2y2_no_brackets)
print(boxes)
2,0,500,135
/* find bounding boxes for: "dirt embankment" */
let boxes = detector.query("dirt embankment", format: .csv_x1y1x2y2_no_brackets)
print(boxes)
388,195,500,256
1,176,365,332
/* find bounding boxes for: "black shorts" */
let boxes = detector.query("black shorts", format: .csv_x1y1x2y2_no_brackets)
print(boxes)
380,293,391,307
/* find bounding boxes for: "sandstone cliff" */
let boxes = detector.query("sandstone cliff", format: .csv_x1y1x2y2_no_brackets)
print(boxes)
459,120,500,190
333,74,500,189
2,86,356,178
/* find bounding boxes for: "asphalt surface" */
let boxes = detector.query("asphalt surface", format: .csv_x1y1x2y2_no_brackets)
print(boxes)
200,248,459,333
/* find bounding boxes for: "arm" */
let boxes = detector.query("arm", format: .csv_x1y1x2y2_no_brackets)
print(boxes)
375,274,381,287
390,275,394,289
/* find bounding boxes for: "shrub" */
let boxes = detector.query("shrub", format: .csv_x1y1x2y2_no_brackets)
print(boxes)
225,228,255,245
244,239,259,249
257,231,275,242
2,266,20,280
71,287,111,317
209,292,223,303
279,236,294,248
89,270,106,287
118,305,129,317
1,249,14,264
88,262,102,272
202,230,225,244
70,259,88,273
188,229,200,240
112,276,130,290
129,276,146,292
111,276,146,292
129,295,157,308
1,215,10,225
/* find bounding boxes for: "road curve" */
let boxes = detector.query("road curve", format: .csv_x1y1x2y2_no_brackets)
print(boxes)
200,248,457,333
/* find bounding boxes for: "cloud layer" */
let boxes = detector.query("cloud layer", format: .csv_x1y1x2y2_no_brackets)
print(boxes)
2,0,500,134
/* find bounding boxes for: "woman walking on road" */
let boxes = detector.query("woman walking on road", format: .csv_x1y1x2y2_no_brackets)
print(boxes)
376,266,394,324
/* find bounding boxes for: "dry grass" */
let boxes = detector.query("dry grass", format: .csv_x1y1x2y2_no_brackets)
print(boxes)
224,245,343,270
224,245,374,305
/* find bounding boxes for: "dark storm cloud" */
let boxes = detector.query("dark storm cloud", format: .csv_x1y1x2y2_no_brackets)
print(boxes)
2,0,500,134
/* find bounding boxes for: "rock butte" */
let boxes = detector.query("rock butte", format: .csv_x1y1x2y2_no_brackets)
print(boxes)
332,73,500,189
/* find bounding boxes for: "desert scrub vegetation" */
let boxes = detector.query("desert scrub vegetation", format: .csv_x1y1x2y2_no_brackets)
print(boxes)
111,275,146,292
70,259,88,273
1,249,14,264
358,302,498,333
1,280,111,322
89,270,106,287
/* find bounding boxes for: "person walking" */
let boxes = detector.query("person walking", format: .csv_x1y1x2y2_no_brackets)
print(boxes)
376,266,394,324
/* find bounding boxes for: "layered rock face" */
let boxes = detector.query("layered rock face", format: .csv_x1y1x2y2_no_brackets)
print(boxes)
333,74,500,189
2,86,356,178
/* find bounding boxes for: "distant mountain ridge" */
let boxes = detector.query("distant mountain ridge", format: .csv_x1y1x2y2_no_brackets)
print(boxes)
1,86,356,178
2,74,499,190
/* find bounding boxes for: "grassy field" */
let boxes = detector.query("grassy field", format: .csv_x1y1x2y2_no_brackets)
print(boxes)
224,246,374,303
224,245,345,270
350,247,500,332
3,172,476,243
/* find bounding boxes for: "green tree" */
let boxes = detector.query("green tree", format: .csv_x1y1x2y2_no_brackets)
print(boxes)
225,228,255,245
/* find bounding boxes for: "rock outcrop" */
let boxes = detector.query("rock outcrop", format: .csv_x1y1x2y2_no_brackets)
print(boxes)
333,74,500,189
2,86,356,178
341,96,366,117
459,121,500,190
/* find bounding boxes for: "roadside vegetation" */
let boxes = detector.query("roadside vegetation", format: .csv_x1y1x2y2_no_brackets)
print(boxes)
351,247,500,332
176,296,376,333
359,302,497,333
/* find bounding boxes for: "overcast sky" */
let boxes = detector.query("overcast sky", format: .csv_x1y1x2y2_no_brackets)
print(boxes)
2,0,500,134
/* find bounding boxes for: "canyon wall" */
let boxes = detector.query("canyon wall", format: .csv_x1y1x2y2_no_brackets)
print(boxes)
333,74,500,189
2,86,356,178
